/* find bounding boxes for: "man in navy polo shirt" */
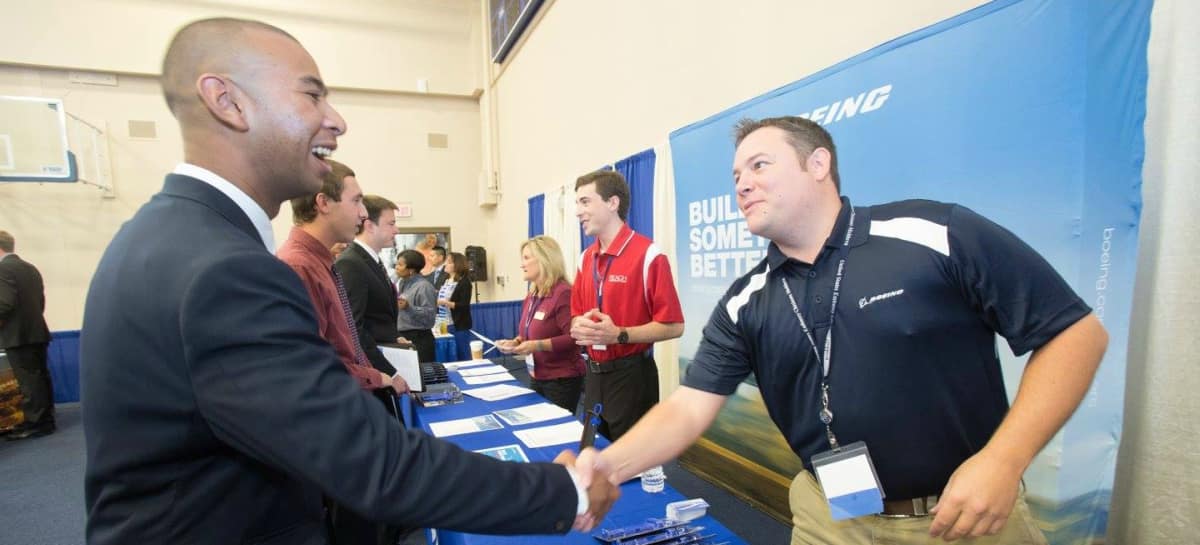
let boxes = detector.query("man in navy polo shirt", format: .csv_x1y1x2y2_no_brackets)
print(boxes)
570,170,685,441
576,117,1108,544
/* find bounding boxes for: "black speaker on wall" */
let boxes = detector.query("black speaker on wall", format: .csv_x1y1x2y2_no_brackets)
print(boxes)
464,245,488,281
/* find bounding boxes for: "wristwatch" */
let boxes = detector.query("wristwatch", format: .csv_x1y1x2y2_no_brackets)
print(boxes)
617,328,629,344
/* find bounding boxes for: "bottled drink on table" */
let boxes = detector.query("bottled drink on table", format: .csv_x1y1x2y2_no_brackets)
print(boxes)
641,465,666,493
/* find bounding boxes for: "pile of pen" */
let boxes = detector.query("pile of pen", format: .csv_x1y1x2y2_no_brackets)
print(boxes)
592,518,728,545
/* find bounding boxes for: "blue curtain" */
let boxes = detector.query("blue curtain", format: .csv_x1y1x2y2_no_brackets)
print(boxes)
527,194,545,238
616,149,656,240
42,330,81,403
579,149,656,249
469,300,524,348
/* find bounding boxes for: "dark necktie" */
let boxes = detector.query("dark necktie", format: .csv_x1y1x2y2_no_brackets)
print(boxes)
377,257,396,298
331,265,371,368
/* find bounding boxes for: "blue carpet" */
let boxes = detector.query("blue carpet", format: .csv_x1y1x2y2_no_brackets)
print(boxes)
0,403,788,545
0,402,86,545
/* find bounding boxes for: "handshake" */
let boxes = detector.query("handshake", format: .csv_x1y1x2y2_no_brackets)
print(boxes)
553,447,625,532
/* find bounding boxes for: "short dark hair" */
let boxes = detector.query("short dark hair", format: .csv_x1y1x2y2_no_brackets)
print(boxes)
161,18,299,117
733,116,841,191
397,249,425,272
575,170,630,221
357,195,397,234
291,160,355,225
0,230,14,253
431,245,447,259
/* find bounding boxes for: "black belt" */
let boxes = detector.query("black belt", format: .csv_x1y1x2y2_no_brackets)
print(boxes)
586,351,651,374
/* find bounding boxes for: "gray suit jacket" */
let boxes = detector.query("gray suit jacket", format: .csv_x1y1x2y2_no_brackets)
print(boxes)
81,174,576,545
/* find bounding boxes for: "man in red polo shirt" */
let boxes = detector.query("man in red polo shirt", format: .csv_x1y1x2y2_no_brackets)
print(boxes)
570,170,684,441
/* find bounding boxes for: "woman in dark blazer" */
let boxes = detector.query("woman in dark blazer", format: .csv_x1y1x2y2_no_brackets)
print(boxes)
436,252,474,360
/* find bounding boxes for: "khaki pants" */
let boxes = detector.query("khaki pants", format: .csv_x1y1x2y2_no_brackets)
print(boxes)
789,471,1048,545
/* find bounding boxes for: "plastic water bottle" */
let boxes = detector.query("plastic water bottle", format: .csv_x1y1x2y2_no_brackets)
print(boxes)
641,465,666,493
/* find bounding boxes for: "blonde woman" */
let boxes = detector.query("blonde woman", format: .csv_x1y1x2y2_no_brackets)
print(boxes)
496,236,585,412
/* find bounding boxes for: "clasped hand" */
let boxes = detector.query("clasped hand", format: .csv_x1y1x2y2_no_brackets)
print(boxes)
554,448,620,532
495,337,538,356
570,309,618,346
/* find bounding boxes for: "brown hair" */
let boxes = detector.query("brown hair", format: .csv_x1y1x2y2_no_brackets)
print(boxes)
291,160,354,225
357,195,397,234
448,252,469,281
575,170,630,221
0,230,14,253
733,116,841,191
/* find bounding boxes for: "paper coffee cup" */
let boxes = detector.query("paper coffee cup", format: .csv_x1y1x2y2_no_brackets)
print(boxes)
469,340,484,359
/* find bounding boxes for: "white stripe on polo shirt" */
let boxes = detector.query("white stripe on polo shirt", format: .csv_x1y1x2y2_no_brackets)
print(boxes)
725,265,771,324
869,217,950,257
642,243,662,308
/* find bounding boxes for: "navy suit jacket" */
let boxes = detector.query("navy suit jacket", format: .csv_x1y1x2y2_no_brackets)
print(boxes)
335,242,399,375
81,175,576,545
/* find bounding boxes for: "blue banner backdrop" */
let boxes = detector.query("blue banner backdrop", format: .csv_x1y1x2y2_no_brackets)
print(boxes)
668,1,1148,543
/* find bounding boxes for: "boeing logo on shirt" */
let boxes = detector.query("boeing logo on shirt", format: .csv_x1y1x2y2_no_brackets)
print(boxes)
608,274,629,284
859,288,905,309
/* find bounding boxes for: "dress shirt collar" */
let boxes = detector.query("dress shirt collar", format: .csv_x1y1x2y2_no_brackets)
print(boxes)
353,239,382,264
173,163,276,253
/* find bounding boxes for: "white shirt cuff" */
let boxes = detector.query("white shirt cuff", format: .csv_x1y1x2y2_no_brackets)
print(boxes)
565,466,589,515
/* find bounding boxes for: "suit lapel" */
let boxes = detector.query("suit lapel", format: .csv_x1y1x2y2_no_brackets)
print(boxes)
352,244,392,291
161,174,262,247
351,243,398,314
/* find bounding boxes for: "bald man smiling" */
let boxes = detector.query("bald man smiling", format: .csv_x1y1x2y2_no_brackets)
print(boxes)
80,18,617,545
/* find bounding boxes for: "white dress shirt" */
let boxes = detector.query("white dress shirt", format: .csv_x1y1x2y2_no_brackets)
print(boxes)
173,163,276,253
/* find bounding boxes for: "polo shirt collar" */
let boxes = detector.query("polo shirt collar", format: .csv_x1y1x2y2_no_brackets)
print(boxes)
765,196,869,269
596,223,636,257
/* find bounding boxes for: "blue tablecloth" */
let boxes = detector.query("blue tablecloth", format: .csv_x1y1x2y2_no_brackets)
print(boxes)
435,335,458,363
410,358,745,545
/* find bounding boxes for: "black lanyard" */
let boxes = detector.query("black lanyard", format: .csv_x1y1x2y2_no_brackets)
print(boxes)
780,206,855,450
522,295,544,339
593,253,614,311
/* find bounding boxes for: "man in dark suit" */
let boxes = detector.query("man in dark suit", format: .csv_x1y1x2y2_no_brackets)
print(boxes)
336,194,404,378
424,245,448,290
0,230,55,440
80,18,616,545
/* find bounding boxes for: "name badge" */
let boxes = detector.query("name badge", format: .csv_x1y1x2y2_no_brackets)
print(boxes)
593,344,607,351
810,441,884,520
525,354,535,378
534,311,546,320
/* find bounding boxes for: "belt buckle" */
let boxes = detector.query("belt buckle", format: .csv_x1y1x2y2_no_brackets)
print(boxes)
877,495,938,518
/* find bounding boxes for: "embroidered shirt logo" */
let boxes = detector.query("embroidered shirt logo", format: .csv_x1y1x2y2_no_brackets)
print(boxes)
858,289,904,309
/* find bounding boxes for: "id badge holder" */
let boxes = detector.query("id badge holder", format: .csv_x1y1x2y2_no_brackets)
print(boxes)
524,353,535,378
810,441,884,520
